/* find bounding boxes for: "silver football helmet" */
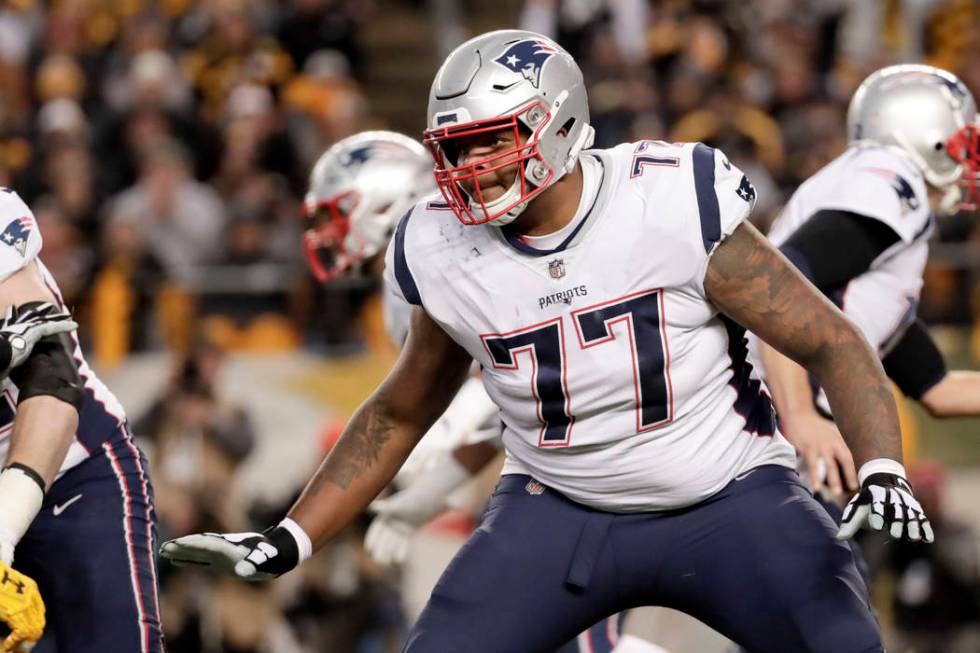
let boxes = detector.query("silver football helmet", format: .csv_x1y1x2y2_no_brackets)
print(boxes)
303,131,434,281
423,29,595,226
847,64,980,213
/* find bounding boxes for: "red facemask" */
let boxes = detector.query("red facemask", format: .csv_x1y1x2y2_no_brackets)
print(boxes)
946,123,980,211
423,101,553,225
301,190,362,282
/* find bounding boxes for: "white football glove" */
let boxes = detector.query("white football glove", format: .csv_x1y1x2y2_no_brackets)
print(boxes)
837,459,934,543
0,303,77,376
160,519,312,581
365,451,471,566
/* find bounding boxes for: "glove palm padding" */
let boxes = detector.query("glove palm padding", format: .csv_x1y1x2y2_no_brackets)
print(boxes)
0,562,44,652
160,527,299,581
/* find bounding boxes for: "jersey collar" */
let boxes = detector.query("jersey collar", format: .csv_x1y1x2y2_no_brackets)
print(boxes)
498,154,606,257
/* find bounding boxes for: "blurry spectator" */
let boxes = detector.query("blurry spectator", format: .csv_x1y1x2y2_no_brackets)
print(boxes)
520,0,649,67
108,139,227,282
101,11,175,112
865,461,980,653
215,83,303,194
179,0,292,117
276,0,364,76
138,344,256,538
282,49,368,166
30,195,94,306
93,49,222,193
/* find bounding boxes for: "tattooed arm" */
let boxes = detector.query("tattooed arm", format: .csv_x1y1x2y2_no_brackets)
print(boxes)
159,306,474,577
703,221,902,468
289,307,474,547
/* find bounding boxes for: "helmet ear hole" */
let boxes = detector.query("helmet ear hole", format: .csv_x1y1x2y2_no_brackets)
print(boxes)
558,117,576,138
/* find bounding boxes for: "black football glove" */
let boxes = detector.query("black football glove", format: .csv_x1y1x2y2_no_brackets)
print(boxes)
837,459,934,543
160,519,312,581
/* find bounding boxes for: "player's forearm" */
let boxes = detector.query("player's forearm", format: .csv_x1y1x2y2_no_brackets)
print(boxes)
792,317,901,465
757,341,819,422
7,396,78,487
452,439,499,474
921,371,980,417
287,391,431,548
0,396,77,557
705,222,902,467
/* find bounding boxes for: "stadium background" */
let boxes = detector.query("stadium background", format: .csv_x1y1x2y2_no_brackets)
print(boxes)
0,0,978,651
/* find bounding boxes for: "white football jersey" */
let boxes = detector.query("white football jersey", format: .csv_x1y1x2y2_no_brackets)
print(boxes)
0,189,127,475
767,144,932,358
381,257,500,486
385,141,796,512
382,279,413,348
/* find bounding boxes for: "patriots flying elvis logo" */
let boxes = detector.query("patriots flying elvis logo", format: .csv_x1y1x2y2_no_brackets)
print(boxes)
0,216,32,257
343,145,373,168
864,167,920,212
493,40,557,88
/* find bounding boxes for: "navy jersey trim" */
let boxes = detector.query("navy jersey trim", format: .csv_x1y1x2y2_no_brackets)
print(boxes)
692,143,721,254
721,316,776,436
393,209,422,306
500,156,606,257
911,213,934,242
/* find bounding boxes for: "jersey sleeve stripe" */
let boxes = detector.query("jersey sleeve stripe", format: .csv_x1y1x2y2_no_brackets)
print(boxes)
393,208,423,306
692,143,721,253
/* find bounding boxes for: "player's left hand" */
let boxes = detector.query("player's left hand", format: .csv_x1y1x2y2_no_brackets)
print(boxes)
0,303,77,374
0,561,45,652
783,411,857,495
836,459,934,543
364,481,454,566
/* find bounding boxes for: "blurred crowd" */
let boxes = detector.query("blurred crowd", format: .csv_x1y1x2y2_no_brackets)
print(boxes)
1,0,979,651
519,0,980,326
0,0,978,363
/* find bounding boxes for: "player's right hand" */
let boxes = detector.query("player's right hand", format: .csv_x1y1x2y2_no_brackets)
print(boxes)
160,527,300,581
782,412,858,495
364,489,449,565
0,561,45,652
0,303,77,375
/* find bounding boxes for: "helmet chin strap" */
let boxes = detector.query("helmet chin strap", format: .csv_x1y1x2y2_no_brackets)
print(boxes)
473,175,528,226
936,183,963,216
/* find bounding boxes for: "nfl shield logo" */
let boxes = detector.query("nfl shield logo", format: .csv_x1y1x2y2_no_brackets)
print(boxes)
525,480,545,495
548,258,565,279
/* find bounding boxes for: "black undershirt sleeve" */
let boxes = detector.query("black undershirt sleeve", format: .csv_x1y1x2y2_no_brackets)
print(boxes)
882,319,948,399
777,209,902,291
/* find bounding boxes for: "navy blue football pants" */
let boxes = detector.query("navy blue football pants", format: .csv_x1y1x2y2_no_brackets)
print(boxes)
15,426,164,652
404,465,882,653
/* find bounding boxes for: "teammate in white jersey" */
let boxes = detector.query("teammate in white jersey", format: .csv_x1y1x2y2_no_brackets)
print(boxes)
162,31,933,653
300,130,500,543
754,65,980,500
302,130,657,653
0,188,163,651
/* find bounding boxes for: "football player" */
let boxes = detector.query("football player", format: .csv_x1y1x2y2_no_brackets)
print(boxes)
0,303,77,650
303,131,660,653
0,188,163,651
753,64,980,504
162,31,931,653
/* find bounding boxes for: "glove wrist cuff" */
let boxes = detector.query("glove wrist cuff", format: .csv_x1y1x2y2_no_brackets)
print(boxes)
277,518,313,564
858,458,906,486
0,336,11,375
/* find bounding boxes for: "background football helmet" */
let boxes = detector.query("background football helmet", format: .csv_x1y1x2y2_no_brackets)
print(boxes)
423,29,595,226
303,131,435,282
847,64,979,213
